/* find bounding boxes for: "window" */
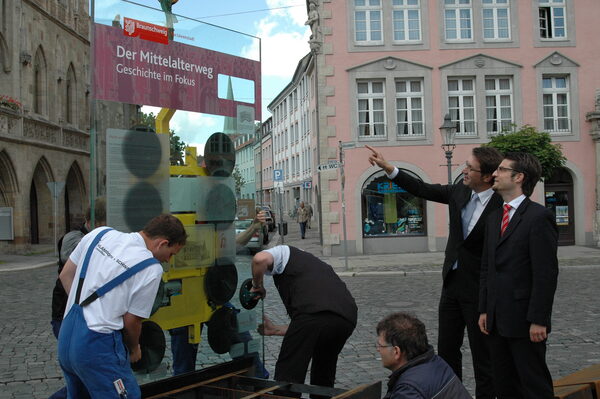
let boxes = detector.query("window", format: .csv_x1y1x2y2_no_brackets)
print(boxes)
357,80,386,137
395,79,424,136
542,76,570,132
444,0,472,41
354,0,382,44
392,0,421,42
361,172,426,237
448,78,476,136
485,77,512,134
482,0,510,40
539,0,566,39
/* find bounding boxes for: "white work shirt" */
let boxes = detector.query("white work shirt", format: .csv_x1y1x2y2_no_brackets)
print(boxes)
65,227,163,333
262,245,291,275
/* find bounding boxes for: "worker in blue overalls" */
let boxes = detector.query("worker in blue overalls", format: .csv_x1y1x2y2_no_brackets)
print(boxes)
58,214,187,399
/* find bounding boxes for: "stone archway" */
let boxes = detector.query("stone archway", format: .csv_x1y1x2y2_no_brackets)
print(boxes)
30,157,54,244
0,150,18,207
64,161,86,233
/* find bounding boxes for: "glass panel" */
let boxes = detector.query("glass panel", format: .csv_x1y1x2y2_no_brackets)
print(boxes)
485,79,495,90
396,81,407,93
358,82,369,94
448,80,459,91
410,81,421,92
372,82,384,93
500,107,512,119
543,78,552,88
462,79,473,91
499,79,510,90
555,77,567,88
91,0,264,382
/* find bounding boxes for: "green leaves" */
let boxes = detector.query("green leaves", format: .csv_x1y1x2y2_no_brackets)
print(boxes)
484,125,566,180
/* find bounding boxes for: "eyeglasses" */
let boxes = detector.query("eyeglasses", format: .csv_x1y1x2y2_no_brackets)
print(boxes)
375,342,393,350
496,166,523,174
464,163,481,173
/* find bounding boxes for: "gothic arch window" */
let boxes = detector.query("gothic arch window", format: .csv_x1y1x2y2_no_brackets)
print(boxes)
0,32,9,74
30,156,54,244
0,150,19,207
33,46,47,115
65,161,86,231
65,63,76,124
361,170,426,237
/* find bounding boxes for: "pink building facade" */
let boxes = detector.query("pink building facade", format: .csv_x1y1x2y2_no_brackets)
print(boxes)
307,0,600,255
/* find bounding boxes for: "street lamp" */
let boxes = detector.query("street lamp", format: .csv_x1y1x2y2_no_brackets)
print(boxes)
339,141,356,272
439,113,457,184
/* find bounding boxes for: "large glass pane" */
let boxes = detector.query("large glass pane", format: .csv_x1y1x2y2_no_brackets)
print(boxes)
91,0,264,383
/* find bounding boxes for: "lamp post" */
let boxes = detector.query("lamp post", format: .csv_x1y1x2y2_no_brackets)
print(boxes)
339,141,356,272
439,113,457,184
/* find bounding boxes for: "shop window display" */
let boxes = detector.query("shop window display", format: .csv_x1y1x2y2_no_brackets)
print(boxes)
361,171,426,237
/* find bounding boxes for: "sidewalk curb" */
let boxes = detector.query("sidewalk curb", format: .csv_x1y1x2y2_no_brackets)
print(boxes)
0,261,55,273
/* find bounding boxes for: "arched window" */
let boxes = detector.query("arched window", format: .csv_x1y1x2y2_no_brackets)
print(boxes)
361,170,426,237
33,47,47,115
65,63,76,124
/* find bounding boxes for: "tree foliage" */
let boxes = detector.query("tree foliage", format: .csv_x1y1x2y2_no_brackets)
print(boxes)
137,111,187,165
232,167,246,196
484,125,566,180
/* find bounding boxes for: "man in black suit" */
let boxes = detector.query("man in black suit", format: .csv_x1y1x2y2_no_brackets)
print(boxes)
478,152,558,398
367,145,502,399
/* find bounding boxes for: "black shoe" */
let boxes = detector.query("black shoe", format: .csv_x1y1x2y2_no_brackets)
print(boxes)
301,237,305,239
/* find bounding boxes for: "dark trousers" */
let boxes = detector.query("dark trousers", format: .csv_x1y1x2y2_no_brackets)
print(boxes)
275,312,354,387
438,287,495,399
488,330,554,399
299,222,307,238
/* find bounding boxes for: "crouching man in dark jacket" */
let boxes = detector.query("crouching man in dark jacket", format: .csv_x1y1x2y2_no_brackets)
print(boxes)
377,312,472,399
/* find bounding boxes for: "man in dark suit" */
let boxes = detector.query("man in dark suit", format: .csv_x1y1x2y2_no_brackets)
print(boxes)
478,152,558,398
367,145,502,399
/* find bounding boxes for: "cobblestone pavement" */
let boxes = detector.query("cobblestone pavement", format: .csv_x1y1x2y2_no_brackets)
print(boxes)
1,223,600,398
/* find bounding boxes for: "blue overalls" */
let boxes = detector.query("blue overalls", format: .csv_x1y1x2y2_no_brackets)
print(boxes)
58,228,160,399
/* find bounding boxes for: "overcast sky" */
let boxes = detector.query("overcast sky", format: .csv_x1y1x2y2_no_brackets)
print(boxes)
93,0,310,153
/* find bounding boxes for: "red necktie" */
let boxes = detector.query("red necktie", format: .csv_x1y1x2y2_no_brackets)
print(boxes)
501,204,511,236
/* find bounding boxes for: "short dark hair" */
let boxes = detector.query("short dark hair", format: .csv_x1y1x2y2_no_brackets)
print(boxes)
85,197,106,224
376,312,429,361
142,214,187,246
504,152,542,197
473,147,503,176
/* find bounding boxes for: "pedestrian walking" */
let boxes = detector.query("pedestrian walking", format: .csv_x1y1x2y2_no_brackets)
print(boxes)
297,201,310,239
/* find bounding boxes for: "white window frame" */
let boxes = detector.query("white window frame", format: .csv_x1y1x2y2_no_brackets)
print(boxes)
485,76,513,135
395,79,424,137
354,0,383,45
542,75,571,133
482,0,510,41
448,77,476,136
538,0,566,40
392,0,421,43
444,0,473,42
357,80,387,138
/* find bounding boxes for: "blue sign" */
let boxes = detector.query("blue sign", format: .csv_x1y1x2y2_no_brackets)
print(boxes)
377,182,407,194
274,169,283,181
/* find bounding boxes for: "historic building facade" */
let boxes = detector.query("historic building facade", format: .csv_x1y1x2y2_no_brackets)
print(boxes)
0,1,136,252
305,0,600,255
267,53,317,219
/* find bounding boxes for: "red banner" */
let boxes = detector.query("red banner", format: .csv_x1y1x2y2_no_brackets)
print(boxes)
94,23,261,120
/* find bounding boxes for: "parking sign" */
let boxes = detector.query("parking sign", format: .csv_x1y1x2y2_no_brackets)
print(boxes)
274,169,283,181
